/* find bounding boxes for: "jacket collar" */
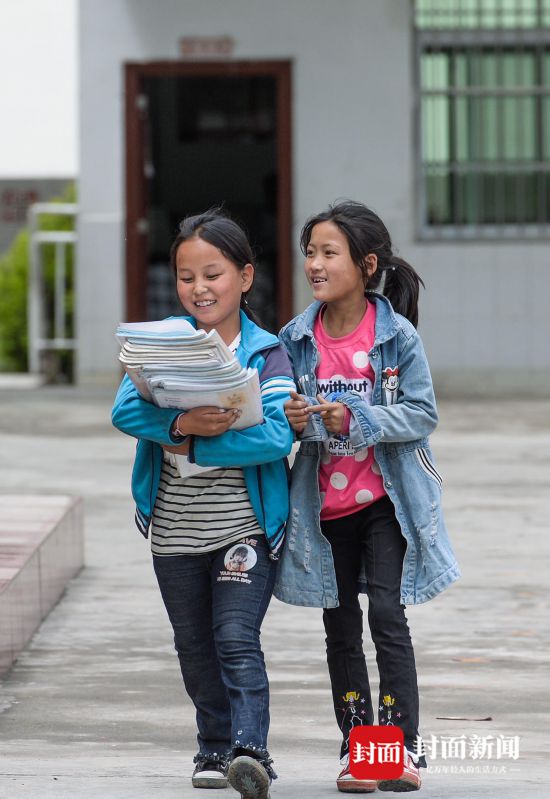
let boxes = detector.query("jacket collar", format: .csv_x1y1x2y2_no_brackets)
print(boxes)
238,309,279,357
289,294,402,347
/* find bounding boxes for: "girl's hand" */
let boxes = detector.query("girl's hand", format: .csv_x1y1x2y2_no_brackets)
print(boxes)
306,394,345,434
284,390,309,433
175,407,241,437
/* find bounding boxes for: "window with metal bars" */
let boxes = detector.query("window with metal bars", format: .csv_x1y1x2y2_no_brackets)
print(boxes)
414,0,550,237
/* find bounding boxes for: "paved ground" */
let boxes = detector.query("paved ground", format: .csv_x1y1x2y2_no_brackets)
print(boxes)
0,386,549,798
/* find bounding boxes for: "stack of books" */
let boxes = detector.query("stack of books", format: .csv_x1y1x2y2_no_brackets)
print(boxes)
116,319,263,430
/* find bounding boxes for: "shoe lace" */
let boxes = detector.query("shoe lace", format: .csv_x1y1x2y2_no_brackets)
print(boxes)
260,755,277,782
406,749,420,765
193,752,229,770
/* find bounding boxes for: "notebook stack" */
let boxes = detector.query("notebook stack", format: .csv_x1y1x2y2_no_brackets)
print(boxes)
116,318,263,430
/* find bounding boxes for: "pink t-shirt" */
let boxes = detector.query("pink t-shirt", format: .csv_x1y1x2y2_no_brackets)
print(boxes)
313,301,386,520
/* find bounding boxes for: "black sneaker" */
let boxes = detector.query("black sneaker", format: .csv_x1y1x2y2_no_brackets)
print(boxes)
192,753,228,789
227,752,273,799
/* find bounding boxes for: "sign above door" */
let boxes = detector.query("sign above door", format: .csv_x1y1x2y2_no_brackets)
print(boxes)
179,36,235,60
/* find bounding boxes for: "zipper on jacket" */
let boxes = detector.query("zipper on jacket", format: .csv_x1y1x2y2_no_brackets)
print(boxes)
255,465,280,560
255,469,283,561
256,465,266,527
146,446,155,539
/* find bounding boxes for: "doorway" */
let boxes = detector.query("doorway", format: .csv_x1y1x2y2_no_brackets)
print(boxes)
125,61,292,332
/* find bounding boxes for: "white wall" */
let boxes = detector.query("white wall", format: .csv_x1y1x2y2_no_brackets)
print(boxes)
78,0,550,393
0,0,77,178
77,0,140,382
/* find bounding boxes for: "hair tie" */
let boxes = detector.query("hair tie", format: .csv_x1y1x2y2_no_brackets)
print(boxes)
376,270,387,295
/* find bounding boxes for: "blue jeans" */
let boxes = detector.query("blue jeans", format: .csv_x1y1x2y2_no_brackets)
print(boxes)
153,535,277,759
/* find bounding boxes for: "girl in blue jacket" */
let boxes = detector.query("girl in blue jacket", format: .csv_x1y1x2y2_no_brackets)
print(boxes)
112,209,295,799
277,201,459,794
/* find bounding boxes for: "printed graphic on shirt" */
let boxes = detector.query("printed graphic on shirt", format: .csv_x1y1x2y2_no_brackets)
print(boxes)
382,366,399,405
317,375,374,458
317,377,374,400
217,541,258,585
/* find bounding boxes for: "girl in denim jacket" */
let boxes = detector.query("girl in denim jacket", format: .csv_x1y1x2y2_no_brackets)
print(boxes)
112,210,295,799
276,201,459,794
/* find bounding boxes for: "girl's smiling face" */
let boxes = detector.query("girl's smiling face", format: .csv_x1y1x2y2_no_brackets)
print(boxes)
175,236,254,340
304,221,375,304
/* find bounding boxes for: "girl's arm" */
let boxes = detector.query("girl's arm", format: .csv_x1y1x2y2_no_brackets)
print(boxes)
279,322,328,442
112,376,238,445
111,374,185,445
285,391,330,441
189,346,296,467
340,331,438,446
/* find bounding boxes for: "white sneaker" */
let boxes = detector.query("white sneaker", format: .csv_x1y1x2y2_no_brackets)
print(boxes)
192,755,228,789
377,750,421,792
337,753,378,793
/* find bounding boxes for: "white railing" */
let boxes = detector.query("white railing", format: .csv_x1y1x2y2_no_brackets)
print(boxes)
27,203,78,375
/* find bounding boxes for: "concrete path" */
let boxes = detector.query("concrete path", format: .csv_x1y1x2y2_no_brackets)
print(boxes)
0,387,548,798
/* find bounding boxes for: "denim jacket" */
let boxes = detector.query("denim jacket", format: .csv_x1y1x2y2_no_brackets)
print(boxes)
273,295,460,607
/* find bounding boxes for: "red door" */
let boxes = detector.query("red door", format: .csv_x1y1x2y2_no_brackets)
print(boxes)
125,60,292,332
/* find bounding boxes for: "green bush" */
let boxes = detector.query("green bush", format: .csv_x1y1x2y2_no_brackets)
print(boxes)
0,184,76,375
0,229,30,371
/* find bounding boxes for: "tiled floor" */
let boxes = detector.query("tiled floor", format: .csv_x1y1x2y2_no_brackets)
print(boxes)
0,495,84,676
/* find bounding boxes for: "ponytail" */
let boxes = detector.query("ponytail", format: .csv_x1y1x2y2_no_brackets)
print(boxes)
240,293,263,327
300,200,424,328
371,256,424,329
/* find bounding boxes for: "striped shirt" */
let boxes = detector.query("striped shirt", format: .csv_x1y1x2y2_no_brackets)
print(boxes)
151,455,262,556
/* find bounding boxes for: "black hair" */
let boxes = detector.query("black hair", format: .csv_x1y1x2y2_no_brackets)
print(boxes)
300,200,425,328
231,546,249,559
170,207,262,326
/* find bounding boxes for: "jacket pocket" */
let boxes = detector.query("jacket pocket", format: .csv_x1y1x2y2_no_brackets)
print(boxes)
414,447,443,489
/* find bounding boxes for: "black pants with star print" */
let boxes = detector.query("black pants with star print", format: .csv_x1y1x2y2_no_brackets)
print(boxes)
321,495,424,763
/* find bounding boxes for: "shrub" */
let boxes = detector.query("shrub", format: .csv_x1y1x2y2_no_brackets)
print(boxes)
0,184,76,376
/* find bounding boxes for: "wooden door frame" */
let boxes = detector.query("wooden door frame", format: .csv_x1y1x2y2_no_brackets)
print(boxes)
125,59,293,326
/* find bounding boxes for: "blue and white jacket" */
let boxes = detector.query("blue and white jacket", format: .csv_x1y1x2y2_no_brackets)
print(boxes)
274,295,460,606
111,311,296,557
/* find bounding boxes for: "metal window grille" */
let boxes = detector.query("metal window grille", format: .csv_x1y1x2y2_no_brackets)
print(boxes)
414,0,550,238
27,203,77,375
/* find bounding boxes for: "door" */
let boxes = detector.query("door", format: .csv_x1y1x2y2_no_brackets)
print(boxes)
125,60,292,332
